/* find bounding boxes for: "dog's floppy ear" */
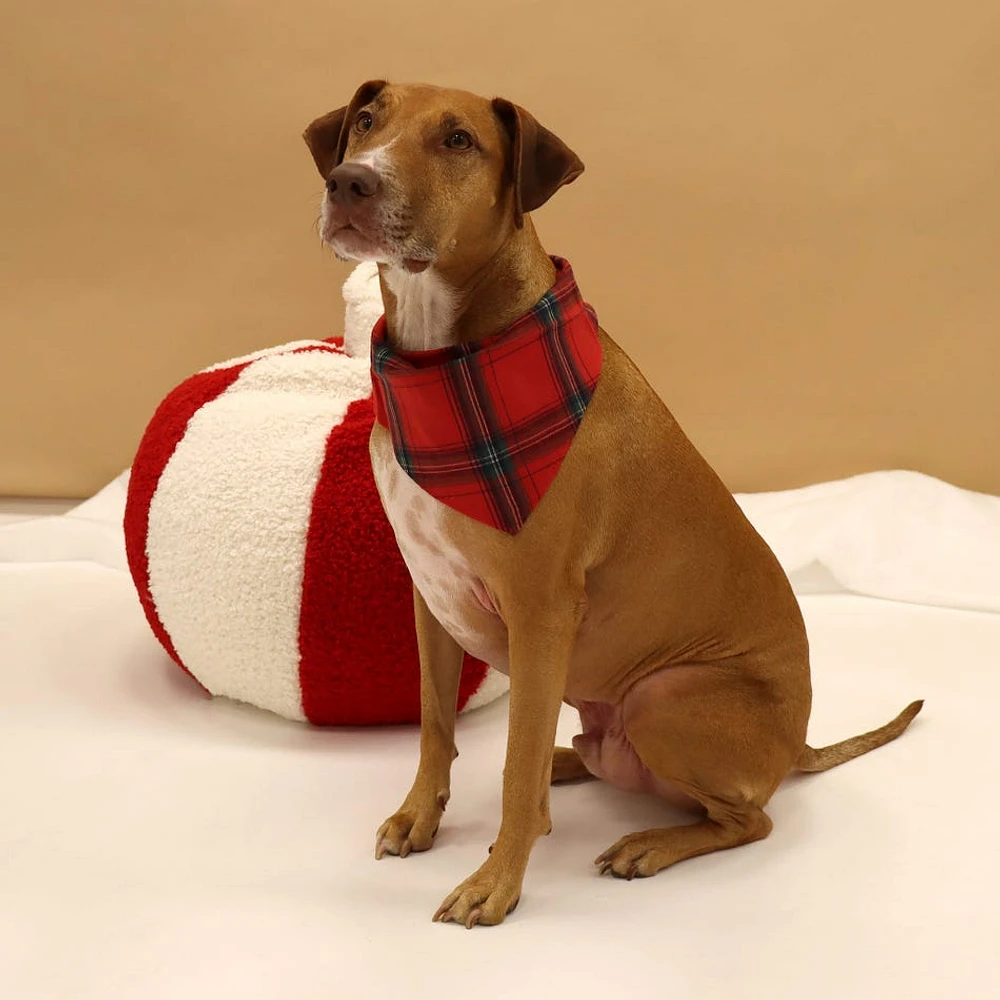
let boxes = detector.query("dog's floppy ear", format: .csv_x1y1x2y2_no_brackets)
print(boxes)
303,79,388,179
491,98,584,229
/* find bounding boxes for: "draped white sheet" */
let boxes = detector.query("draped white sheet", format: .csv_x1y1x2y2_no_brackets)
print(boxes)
1,470,997,999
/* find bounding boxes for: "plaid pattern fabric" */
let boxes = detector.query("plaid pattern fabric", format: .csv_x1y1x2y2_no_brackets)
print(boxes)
371,257,603,534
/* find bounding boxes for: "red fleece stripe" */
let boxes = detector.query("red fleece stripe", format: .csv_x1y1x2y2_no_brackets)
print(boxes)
290,341,345,356
298,397,488,726
124,362,252,689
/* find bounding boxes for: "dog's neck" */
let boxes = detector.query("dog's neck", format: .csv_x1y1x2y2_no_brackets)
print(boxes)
377,221,556,351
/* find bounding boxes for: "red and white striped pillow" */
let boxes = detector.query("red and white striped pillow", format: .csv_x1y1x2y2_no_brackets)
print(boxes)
123,334,508,725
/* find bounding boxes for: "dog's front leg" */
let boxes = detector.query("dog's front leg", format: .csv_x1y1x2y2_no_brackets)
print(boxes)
433,598,579,928
376,587,464,859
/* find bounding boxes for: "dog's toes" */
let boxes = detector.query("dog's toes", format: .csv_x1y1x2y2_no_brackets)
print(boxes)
376,803,442,859
595,834,664,879
594,846,614,867
433,861,523,929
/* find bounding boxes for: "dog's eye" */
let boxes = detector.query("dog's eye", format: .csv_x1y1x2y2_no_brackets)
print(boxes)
444,130,473,150
355,112,373,134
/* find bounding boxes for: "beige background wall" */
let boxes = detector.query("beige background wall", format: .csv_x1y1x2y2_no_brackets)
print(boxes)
2,1,998,498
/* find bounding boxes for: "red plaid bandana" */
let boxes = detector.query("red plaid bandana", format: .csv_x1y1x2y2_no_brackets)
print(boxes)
370,257,602,534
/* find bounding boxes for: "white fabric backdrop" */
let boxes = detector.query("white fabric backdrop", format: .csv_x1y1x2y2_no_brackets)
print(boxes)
2,471,999,999
2,467,997,612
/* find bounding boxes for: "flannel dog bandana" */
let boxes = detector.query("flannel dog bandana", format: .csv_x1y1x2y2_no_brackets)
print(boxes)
370,257,602,534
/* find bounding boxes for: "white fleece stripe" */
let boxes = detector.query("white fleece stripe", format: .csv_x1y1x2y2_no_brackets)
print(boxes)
342,261,383,358
146,349,371,719
201,339,342,373
459,667,510,714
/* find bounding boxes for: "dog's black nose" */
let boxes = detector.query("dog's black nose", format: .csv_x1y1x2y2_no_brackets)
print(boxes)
325,162,380,204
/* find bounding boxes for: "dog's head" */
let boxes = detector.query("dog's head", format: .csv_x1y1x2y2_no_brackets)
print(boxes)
303,81,583,275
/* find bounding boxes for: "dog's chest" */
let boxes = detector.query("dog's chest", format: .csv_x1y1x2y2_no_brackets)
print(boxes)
369,429,509,666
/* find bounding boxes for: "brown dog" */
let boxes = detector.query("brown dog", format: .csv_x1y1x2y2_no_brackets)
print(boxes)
303,81,922,928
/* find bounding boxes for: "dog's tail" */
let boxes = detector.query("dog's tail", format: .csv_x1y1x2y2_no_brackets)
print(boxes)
795,700,924,773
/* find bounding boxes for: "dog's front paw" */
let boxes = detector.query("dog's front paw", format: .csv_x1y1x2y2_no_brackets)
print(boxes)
375,791,447,860
432,857,522,929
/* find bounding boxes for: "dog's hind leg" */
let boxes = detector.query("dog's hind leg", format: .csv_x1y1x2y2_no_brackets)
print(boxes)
595,661,805,879
550,746,595,783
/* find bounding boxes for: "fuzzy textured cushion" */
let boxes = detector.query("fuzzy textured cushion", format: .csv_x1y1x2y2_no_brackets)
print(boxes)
123,265,507,725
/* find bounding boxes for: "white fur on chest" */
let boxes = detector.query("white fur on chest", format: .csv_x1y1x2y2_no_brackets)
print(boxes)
370,430,492,655
382,266,456,352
